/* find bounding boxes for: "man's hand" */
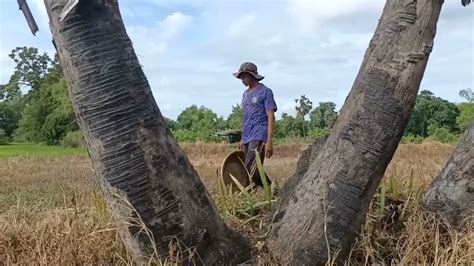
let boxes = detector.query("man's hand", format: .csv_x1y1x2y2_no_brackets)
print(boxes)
265,140,273,159
266,110,275,159
239,140,244,151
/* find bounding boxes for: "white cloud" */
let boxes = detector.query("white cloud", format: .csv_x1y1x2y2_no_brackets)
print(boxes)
128,11,192,61
287,0,383,33
227,13,256,37
160,12,192,40
0,0,55,84
260,34,283,47
278,99,298,117
130,12,192,44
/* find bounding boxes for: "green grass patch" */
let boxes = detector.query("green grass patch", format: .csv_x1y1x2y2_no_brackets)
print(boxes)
0,144,87,157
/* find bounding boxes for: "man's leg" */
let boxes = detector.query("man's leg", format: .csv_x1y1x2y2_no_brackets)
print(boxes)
244,140,271,188
243,142,252,186
243,141,254,186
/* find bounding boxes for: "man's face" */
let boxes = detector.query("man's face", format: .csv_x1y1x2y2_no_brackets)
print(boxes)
240,73,253,87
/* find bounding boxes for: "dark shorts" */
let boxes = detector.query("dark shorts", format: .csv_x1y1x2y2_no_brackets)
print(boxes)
243,140,272,188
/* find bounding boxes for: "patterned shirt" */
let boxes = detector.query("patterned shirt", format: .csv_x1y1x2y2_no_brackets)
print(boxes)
242,84,277,144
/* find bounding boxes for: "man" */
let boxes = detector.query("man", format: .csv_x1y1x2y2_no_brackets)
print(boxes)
233,62,277,188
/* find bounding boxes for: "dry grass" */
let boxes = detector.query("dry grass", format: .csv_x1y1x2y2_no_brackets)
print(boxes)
384,141,454,184
0,207,127,264
1,141,472,264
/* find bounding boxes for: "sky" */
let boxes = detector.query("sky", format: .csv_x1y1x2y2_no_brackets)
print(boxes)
0,0,472,119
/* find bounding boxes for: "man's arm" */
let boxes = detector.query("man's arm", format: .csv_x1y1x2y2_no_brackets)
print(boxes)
240,95,245,151
266,110,275,158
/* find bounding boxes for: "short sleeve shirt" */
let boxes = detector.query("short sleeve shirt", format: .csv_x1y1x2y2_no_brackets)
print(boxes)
242,84,277,144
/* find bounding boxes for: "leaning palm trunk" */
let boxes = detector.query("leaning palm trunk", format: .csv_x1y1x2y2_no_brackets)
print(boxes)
423,123,474,226
44,0,250,264
267,0,444,264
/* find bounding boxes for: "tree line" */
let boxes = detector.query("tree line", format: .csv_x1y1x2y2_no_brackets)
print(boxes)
0,47,473,146
0,47,78,146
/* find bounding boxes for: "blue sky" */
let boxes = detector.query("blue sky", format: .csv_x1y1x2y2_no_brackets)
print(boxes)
0,0,472,119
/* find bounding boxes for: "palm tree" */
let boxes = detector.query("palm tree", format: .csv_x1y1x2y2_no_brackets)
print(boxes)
423,123,473,226
43,0,250,264
267,0,446,263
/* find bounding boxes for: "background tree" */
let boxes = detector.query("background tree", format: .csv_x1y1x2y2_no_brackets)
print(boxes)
14,61,77,144
226,103,242,130
275,113,297,139
8,47,53,92
0,102,21,140
309,101,338,131
0,73,22,102
457,103,474,131
457,89,474,132
0,73,23,140
175,105,225,142
405,90,460,137
14,93,49,142
216,116,227,131
0,129,8,145
0,46,74,145
39,79,78,144
275,113,298,139
295,95,312,138
164,117,176,131
176,105,218,131
459,88,473,103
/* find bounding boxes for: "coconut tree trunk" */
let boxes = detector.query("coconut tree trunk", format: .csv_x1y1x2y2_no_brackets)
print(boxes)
423,123,474,226
267,0,443,264
44,0,250,264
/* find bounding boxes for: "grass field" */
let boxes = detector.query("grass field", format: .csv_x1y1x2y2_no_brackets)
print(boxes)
0,142,473,264
0,144,86,157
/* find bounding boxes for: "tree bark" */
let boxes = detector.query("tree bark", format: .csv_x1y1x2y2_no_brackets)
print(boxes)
423,123,474,226
267,0,443,264
44,0,250,264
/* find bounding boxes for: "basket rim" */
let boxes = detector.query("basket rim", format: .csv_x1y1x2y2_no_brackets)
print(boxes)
220,150,247,186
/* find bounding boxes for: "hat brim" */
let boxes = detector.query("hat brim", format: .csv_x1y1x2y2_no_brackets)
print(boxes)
233,71,264,81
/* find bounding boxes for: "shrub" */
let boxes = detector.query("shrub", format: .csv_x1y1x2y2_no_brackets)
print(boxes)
401,134,424,144
427,127,458,144
0,129,9,145
60,130,85,148
172,129,200,143
308,128,330,138
172,129,219,143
